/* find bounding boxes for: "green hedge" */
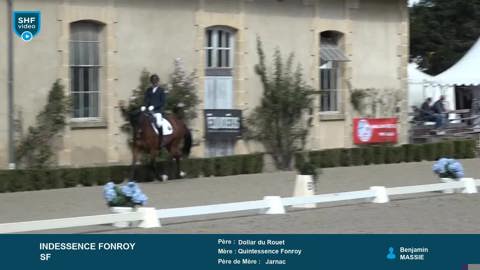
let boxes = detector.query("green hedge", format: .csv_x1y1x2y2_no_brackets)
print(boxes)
296,139,477,169
0,153,264,193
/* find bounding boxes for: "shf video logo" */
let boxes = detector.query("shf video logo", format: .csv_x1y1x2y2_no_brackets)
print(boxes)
13,11,41,42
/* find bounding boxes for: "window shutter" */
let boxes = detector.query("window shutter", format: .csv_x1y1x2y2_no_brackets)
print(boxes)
214,76,233,109
204,77,216,109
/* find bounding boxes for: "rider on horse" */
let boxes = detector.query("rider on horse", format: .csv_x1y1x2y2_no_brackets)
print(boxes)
141,74,166,135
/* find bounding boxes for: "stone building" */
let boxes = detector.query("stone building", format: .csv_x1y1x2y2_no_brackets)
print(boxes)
0,0,409,168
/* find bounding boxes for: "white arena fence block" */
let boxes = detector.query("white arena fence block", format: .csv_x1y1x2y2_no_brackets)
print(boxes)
439,178,459,193
137,207,161,228
110,207,135,228
369,186,390,203
387,181,466,196
0,212,144,233
2,180,480,233
157,200,269,219
292,175,316,209
262,196,286,214
282,190,376,207
461,178,478,194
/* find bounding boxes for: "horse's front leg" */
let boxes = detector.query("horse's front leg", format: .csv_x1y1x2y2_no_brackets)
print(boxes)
149,149,161,181
130,146,139,180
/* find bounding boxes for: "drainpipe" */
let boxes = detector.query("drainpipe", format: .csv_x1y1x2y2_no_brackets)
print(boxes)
7,0,15,169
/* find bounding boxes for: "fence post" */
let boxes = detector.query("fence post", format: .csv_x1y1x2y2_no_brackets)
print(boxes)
461,178,478,194
369,186,389,203
261,196,286,214
137,207,161,228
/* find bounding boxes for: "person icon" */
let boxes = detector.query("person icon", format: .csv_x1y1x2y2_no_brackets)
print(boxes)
386,247,396,260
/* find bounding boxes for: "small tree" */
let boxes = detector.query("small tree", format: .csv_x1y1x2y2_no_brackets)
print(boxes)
248,38,314,170
16,80,70,168
119,69,152,135
165,58,199,124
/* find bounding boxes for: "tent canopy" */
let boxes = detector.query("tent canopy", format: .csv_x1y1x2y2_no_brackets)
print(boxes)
408,63,433,83
434,38,480,86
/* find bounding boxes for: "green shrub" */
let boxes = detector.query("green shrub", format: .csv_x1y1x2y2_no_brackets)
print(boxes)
61,168,81,188
252,154,264,173
350,148,364,166
464,139,477,158
201,158,215,177
294,153,306,171
183,158,202,178
402,144,414,162
340,149,351,167
45,169,64,189
396,146,404,163
0,172,13,192
7,170,34,192
214,157,234,177
78,168,94,186
362,147,374,165
110,166,129,184
322,149,341,168
423,143,437,161
308,151,323,168
439,141,455,158
412,144,424,162
384,146,398,164
373,146,386,164
453,140,466,159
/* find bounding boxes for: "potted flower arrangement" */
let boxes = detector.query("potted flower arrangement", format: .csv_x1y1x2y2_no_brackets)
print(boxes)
103,181,148,227
432,158,465,193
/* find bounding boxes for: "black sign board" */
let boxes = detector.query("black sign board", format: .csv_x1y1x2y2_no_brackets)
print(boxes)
204,109,242,139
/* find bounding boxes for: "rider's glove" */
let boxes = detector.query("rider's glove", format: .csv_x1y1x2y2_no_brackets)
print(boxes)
140,106,146,112
148,106,154,111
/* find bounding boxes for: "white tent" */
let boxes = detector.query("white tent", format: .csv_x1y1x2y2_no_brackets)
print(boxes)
434,38,480,86
408,63,455,110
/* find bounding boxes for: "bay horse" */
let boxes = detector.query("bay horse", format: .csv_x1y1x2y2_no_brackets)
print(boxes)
129,109,192,180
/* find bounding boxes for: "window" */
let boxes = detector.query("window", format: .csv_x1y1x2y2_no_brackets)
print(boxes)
204,27,236,157
319,31,349,112
70,21,103,118
206,28,234,69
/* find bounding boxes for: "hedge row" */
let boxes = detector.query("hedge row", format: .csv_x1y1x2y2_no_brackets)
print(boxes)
295,140,477,170
0,153,264,193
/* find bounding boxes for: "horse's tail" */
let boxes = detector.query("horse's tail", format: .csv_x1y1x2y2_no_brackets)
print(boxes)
182,128,192,157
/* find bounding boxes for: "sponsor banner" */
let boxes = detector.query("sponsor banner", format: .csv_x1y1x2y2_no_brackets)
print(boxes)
204,109,242,139
0,234,480,269
354,118,398,144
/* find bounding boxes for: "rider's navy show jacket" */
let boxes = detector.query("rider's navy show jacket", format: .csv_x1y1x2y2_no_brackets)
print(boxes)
144,86,166,112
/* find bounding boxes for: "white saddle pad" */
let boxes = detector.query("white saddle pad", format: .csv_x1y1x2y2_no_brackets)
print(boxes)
151,119,173,136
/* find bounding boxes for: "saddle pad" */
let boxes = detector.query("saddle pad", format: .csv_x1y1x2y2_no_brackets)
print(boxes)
151,119,173,136
162,119,173,135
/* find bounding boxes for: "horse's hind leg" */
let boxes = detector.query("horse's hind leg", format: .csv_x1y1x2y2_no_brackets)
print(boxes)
171,143,184,179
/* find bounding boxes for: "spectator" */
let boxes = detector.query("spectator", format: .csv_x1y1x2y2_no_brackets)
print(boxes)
420,97,442,128
432,95,448,128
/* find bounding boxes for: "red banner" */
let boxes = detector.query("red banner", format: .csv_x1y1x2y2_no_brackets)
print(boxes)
353,118,398,144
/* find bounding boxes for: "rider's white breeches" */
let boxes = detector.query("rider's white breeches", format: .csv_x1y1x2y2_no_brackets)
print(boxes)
153,113,163,127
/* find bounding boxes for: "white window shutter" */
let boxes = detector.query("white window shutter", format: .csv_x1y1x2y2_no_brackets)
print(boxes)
214,76,233,109
204,77,216,109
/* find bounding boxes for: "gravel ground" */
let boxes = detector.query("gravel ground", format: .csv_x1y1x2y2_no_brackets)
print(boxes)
1,159,479,233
